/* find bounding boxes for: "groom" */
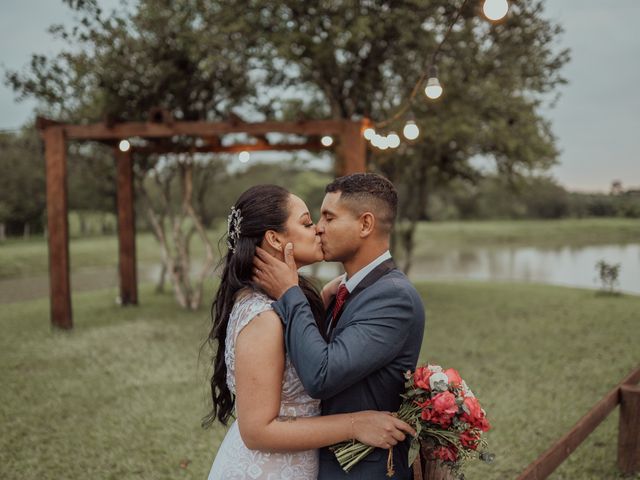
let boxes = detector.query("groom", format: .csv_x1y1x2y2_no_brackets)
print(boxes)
254,173,425,479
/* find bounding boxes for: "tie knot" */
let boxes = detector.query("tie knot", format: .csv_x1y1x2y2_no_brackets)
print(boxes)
335,284,349,302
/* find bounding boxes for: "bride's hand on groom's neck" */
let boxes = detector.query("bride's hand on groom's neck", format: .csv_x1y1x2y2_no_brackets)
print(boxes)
253,243,299,300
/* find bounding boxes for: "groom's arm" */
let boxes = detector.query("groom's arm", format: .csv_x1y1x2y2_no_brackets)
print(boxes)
272,284,415,400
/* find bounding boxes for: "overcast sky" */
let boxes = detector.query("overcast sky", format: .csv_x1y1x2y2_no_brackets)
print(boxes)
1,0,638,192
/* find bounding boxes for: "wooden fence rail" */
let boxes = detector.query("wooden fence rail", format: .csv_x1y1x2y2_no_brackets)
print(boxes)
517,366,640,480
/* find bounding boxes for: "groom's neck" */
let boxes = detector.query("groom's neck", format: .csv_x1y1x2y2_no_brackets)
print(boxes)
343,241,389,279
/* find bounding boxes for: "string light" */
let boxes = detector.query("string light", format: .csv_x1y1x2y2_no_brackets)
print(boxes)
387,133,401,149
363,127,376,140
482,0,509,21
362,0,509,148
321,135,334,147
118,140,131,152
403,120,420,140
238,151,250,163
424,66,443,100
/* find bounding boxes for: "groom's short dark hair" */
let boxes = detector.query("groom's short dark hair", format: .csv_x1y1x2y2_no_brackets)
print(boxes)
326,173,398,234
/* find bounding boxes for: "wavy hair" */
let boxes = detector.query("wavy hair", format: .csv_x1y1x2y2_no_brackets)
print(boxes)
202,185,325,427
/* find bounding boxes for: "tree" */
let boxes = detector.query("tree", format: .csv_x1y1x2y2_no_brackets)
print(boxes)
5,0,569,282
6,0,259,309
0,128,46,237
232,0,569,271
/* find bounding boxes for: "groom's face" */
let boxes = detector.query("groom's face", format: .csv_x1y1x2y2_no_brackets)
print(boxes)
317,191,361,262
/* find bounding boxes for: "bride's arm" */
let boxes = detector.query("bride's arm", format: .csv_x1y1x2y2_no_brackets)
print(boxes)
234,310,414,452
320,274,345,308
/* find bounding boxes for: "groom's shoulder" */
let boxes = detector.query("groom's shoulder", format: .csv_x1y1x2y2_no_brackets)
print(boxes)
368,268,423,303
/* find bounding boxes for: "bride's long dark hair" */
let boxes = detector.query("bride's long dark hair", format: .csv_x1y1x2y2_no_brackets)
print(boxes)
202,184,325,427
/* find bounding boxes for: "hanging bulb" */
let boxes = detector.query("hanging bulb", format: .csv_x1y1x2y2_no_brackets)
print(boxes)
403,120,420,140
118,140,131,152
363,127,376,140
238,151,250,163
321,135,334,147
377,135,390,150
482,0,509,21
387,132,401,149
424,66,443,100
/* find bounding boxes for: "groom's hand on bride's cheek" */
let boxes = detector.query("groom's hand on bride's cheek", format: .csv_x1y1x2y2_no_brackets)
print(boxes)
253,244,298,299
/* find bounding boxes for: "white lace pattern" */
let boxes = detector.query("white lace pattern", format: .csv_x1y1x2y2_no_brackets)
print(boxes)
208,290,321,480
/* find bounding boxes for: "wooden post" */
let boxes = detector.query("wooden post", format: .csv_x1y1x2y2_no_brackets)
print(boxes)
336,120,367,176
115,148,138,305
44,126,72,329
618,385,640,474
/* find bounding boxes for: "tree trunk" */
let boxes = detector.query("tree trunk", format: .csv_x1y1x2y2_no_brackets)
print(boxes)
0,223,5,242
23,223,30,240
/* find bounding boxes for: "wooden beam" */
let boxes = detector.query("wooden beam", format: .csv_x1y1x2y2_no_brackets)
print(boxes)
44,126,72,329
62,119,348,140
115,148,138,305
132,141,325,155
618,384,640,474
336,119,368,176
517,366,640,480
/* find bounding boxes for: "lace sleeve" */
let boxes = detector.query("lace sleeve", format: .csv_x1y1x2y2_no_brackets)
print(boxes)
225,292,275,394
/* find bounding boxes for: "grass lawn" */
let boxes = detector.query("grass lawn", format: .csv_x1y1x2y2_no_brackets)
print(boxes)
412,218,640,256
1,280,638,479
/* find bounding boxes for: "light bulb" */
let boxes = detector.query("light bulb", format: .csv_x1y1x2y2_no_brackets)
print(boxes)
377,136,390,150
363,128,375,140
387,133,401,149
238,151,250,163
321,135,334,147
370,134,382,148
482,0,509,21
424,77,443,100
118,140,131,152
403,120,420,140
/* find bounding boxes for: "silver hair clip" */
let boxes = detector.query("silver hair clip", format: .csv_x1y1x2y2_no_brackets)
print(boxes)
226,206,243,253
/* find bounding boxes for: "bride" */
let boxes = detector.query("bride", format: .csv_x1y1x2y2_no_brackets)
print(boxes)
203,185,414,479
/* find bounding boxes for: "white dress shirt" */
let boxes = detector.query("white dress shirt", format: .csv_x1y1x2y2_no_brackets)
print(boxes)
342,250,392,293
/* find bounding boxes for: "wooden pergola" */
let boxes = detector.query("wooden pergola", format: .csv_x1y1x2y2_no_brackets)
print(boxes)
37,116,370,329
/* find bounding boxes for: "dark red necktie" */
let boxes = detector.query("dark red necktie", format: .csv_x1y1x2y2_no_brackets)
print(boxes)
330,284,350,325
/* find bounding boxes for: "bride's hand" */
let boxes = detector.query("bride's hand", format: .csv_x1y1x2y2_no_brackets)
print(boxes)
321,274,346,308
351,411,416,449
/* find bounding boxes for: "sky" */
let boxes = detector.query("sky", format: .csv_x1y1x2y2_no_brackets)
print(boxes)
1,0,639,192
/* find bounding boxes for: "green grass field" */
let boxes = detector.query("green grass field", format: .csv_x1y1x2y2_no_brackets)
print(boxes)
1,280,638,479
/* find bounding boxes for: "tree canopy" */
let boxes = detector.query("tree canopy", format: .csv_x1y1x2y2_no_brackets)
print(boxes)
5,0,570,269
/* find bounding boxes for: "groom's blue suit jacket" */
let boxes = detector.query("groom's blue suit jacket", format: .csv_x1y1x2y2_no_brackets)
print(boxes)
272,259,425,480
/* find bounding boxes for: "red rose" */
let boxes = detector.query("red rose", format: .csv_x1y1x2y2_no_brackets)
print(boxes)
444,368,463,388
477,416,491,432
432,391,458,416
462,397,491,431
462,397,482,420
460,429,480,450
414,366,432,391
432,446,458,462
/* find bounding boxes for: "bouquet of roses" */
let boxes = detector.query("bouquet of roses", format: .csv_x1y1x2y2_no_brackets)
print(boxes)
332,363,494,477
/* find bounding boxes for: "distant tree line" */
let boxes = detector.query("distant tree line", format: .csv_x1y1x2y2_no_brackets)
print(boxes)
0,127,637,242
424,175,640,221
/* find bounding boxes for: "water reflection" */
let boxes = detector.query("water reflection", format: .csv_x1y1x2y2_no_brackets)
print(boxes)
409,244,640,294
1,244,638,304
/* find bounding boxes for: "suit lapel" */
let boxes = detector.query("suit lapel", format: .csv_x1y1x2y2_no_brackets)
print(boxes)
327,258,397,335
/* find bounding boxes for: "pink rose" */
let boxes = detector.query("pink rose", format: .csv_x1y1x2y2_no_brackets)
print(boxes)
414,366,433,391
444,368,462,388
432,391,458,416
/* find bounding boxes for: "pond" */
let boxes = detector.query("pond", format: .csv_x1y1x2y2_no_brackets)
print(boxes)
308,243,640,295
1,243,638,304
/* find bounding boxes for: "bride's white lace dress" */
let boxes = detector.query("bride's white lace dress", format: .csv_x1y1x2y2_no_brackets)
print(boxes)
207,290,321,480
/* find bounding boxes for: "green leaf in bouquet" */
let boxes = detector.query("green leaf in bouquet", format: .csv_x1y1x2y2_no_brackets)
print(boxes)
407,438,420,466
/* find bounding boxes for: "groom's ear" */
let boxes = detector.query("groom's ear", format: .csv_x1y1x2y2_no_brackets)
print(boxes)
264,230,283,252
359,212,375,238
